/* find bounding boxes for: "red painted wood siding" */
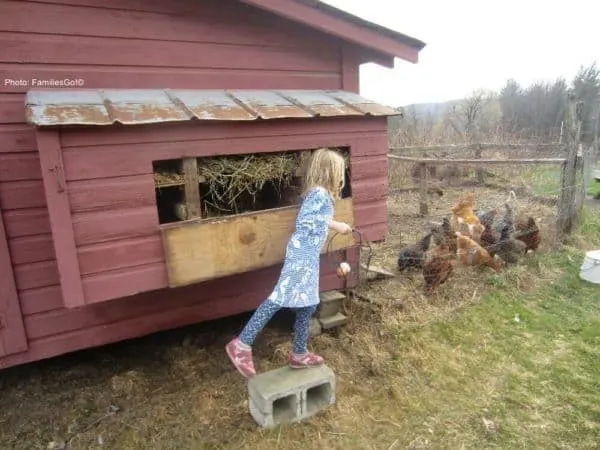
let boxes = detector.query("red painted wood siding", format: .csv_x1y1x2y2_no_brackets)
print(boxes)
0,0,385,369
0,0,348,95
51,117,388,307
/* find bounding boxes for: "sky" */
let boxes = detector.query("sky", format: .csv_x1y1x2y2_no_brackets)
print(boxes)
322,0,600,107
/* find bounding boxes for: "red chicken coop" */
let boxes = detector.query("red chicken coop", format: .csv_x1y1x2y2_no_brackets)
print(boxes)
0,0,425,369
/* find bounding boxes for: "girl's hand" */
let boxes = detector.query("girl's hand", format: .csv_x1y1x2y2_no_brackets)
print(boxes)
331,221,352,234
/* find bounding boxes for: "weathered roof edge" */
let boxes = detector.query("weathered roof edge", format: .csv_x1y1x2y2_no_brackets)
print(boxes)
25,89,402,127
239,0,426,64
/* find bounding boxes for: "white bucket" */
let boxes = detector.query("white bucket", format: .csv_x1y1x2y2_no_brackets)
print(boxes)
579,250,600,284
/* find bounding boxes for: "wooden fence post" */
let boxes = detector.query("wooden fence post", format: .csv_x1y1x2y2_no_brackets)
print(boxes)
556,99,583,239
475,143,485,184
419,162,428,216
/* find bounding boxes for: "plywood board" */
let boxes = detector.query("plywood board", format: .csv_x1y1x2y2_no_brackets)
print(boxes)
161,198,355,287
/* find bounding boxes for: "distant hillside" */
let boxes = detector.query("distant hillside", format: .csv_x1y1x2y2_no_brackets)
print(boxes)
401,99,463,120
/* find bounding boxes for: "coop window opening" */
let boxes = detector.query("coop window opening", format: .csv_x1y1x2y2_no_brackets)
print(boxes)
152,147,351,224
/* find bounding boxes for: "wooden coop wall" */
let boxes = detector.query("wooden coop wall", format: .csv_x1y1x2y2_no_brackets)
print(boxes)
0,116,389,369
0,0,374,369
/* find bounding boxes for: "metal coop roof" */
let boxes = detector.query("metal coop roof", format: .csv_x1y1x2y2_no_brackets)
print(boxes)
24,89,400,127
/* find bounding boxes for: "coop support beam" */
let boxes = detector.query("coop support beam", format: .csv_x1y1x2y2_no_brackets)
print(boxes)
35,129,86,309
183,158,202,219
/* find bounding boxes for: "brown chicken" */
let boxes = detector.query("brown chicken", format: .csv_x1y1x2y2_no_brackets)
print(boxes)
450,192,480,225
456,231,502,273
515,216,541,252
479,223,500,257
422,241,456,295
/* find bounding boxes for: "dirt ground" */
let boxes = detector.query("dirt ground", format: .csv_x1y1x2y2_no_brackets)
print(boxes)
0,184,560,450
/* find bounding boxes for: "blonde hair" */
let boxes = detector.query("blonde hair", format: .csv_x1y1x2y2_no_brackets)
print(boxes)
302,148,346,200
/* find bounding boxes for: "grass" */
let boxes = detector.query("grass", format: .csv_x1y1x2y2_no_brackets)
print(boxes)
1,201,600,449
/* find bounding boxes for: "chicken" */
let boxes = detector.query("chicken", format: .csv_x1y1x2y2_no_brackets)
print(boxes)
450,192,480,225
455,216,484,243
397,232,433,272
494,224,527,264
431,217,457,254
514,216,541,253
422,241,456,295
456,231,502,273
493,202,516,235
479,222,500,258
476,207,499,227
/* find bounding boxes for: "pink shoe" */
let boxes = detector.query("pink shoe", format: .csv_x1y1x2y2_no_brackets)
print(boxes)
289,352,324,369
225,337,256,378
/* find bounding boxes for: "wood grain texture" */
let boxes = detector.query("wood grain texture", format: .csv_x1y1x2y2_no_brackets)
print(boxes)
0,152,42,182
1,67,341,95
62,132,385,181
0,33,339,73
0,181,47,210
0,94,26,124
161,198,355,287
0,125,37,153
8,234,55,265
3,208,51,238
35,129,85,308
0,0,337,50
0,205,28,356
60,117,387,148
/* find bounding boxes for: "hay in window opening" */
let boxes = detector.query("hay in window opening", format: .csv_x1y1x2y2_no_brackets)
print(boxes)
199,152,303,215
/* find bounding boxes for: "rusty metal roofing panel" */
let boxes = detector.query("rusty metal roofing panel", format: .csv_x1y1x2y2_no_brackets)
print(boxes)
24,89,399,127
229,90,313,119
170,90,257,121
278,90,363,117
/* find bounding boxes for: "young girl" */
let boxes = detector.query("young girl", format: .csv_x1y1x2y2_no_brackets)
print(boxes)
225,148,353,378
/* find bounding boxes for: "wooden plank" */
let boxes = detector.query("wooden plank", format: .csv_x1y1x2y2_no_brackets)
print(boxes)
0,33,339,73
68,174,155,213
0,180,47,210
78,235,164,276
35,129,85,309
18,285,63,316
388,155,566,165
60,117,387,148
1,66,340,94
3,208,51,238
161,197,356,288
0,124,37,153
82,262,168,305
0,152,42,182
0,204,28,356
0,0,335,50
13,260,59,291
0,94,25,124
8,234,55,265
61,130,383,181
72,206,158,246
182,158,202,219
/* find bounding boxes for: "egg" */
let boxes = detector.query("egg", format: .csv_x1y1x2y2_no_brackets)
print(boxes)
336,262,351,278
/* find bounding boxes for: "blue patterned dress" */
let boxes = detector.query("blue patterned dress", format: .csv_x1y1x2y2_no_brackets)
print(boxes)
266,186,334,308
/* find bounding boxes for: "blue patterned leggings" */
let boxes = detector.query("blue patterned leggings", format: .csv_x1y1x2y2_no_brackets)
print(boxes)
239,299,318,354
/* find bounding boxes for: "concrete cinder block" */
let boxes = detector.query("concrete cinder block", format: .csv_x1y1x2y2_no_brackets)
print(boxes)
317,290,346,319
247,365,336,428
318,312,348,330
